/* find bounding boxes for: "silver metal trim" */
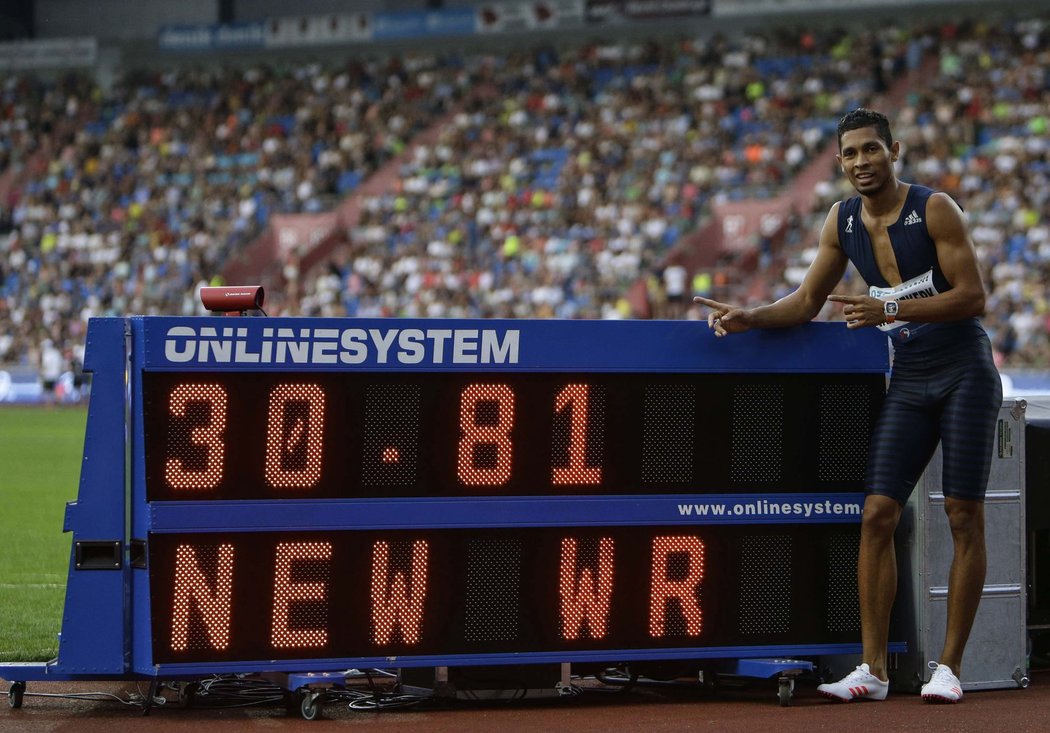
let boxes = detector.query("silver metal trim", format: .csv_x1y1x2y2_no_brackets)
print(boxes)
928,583,1021,599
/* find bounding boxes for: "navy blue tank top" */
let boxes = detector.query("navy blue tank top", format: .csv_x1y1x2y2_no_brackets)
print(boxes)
837,184,986,359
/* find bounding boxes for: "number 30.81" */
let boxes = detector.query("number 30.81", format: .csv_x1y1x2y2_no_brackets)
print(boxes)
164,383,601,490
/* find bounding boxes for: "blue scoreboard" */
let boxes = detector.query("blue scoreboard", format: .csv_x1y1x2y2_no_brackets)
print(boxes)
1,317,892,684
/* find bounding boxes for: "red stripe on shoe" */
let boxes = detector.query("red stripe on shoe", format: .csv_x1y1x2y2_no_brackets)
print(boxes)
820,690,851,702
923,694,959,704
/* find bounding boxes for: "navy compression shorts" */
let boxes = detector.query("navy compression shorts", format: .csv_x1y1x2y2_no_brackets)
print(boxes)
864,335,1003,504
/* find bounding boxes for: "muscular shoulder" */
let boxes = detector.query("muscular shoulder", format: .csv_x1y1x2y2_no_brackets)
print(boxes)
926,190,962,213
820,201,844,248
925,192,967,239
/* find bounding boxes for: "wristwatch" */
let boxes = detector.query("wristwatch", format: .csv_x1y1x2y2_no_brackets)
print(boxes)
883,300,899,324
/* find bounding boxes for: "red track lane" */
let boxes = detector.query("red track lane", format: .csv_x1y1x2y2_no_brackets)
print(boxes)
3,668,1048,733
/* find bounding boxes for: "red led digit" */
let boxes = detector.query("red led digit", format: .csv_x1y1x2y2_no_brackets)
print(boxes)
170,543,235,652
264,384,326,489
165,384,228,490
370,540,429,645
456,384,514,486
553,384,602,485
649,536,705,638
559,537,615,640
270,542,332,649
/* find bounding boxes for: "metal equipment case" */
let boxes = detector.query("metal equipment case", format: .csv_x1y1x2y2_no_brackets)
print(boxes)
895,399,1029,692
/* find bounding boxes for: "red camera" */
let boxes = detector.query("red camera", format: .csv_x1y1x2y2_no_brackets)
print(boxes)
200,285,265,314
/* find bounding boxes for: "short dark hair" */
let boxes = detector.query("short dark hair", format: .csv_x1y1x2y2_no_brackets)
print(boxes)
837,108,893,149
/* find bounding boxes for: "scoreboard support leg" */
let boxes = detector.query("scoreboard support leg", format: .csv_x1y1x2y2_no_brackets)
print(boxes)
0,318,130,685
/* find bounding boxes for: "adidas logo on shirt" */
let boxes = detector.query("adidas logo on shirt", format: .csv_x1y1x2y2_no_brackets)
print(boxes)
903,209,923,226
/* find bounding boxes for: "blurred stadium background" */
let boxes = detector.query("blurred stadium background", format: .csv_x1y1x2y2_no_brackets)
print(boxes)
0,0,1047,405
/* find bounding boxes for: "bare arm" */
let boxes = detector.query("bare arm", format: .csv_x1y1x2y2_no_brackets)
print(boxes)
828,192,987,327
694,204,848,336
902,192,986,319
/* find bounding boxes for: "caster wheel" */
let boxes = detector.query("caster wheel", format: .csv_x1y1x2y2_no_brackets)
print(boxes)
8,682,26,709
300,691,320,721
777,678,793,707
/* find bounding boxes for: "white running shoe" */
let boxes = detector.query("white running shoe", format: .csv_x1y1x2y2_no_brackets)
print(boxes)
921,662,963,703
817,663,889,702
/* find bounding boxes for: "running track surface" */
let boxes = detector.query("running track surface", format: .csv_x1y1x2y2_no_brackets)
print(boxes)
2,668,1048,733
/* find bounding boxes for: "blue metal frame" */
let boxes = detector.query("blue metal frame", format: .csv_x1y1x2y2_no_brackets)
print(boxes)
1,317,899,686
0,318,129,682
130,313,152,678
138,643,879,679
147,493,867,532
724,658,814,679
138,317,888,373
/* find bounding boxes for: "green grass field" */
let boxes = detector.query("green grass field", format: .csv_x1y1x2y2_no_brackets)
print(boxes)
0,406,87,662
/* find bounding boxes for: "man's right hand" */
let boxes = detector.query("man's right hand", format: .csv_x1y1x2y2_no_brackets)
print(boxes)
693,296,751,337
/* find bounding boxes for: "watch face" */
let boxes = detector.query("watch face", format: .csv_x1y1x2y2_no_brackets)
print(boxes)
885,301,898,316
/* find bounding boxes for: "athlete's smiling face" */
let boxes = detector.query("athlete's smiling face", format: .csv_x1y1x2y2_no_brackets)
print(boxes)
837,127,899,196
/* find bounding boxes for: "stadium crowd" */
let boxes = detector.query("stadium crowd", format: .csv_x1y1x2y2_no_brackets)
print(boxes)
290,28,901,321
0,55,468,375
1,14,1047,398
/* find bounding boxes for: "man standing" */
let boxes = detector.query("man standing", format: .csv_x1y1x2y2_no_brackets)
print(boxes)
694,108,1002,704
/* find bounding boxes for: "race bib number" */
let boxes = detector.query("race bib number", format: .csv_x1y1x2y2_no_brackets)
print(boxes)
869,269,939,335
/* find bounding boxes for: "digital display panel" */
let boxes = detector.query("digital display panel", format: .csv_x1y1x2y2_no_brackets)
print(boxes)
149,524,861,665
0,317,889,682
143,372,881,500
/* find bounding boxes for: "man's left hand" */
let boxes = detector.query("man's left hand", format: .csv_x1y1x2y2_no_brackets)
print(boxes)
827,294,885,328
